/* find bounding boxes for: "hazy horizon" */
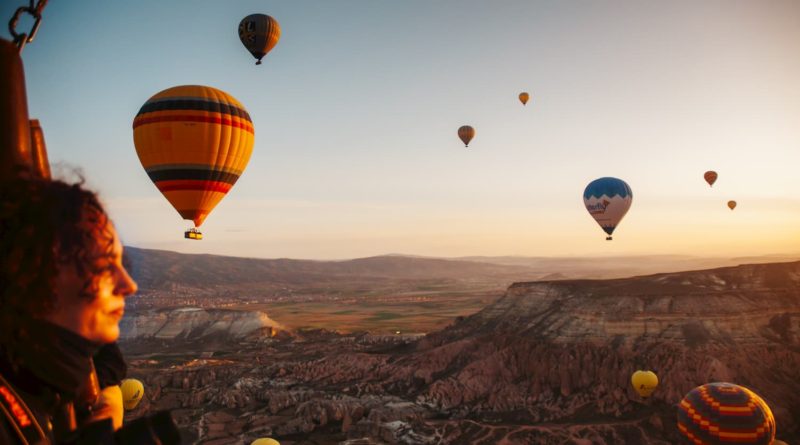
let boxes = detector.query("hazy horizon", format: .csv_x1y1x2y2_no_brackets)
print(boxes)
6,0,799,259
124,244,800,263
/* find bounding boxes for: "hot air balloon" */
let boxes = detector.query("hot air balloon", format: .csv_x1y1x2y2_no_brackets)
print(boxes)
239,14,281,65
728,200,737,210
677,382,775,445
251,439,280,445
583,177,632,240
133,85,255,239
704,171,717,187
519,92,530,105
630,370,658,398
121,379,145,411
458,125,475,147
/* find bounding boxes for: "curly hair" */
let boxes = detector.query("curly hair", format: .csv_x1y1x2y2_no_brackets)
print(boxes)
0,178,116,344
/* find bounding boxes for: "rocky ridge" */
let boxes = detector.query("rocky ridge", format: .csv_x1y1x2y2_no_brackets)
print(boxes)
119,308,281,342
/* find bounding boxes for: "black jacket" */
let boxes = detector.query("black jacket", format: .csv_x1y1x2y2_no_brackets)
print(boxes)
0,321,125,445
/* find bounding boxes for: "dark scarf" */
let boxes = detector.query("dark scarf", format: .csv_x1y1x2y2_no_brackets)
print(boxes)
1,318,99,402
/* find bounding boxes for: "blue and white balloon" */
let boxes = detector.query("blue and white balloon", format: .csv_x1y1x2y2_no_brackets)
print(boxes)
583,177,632,240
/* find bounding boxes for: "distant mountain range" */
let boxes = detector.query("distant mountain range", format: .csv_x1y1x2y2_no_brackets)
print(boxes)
125,246,800,294
124,247,539,293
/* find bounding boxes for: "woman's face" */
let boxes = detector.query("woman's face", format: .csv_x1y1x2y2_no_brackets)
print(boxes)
46,217,138,344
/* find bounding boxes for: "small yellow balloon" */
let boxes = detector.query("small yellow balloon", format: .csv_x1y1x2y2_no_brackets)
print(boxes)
120,378,145,410
631,370,658,398
251,439,280,445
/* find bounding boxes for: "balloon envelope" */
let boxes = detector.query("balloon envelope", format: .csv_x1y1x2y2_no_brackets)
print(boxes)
133,85,255,228
704,170,717,187
630,370,658,398
519,92,529,105
251,439,280,445
458,125,475,147
120,379,144,410
677,382,775,445
728,200,737,210
583,177,632,239
238,14,281,64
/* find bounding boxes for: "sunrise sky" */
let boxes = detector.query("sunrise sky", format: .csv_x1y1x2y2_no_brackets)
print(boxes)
5,0,800,259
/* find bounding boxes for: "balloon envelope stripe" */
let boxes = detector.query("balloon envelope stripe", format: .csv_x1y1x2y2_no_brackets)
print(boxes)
133,114,254,134
143,163,245,176
146,168,240,184
136,98,252,123
155,180,233,193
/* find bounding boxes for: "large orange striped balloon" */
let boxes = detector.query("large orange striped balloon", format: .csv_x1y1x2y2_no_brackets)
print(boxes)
132,85,254,228
677,382,775,445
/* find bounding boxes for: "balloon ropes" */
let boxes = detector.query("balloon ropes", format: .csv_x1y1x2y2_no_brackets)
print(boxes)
239,14,281,65
583,177,632,241
677,382,775,445
132,85,255,239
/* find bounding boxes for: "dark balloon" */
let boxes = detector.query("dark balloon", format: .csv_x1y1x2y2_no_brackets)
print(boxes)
238,14,281,65
458,125,475,147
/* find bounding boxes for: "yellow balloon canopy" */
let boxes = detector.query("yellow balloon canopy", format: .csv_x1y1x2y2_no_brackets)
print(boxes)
120,378,145,410
631,370,658,398
133,85,255,230
251,439,280,445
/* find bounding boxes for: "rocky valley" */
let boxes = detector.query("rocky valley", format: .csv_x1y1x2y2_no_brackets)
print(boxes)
119,258,800,444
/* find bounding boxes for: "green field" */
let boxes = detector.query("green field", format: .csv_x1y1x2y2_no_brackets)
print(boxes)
235,292,502,334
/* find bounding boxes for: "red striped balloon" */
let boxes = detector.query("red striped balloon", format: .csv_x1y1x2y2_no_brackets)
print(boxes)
133,85,255,229
677,382,775,445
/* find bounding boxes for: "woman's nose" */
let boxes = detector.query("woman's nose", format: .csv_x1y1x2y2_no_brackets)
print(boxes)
115,265,138,297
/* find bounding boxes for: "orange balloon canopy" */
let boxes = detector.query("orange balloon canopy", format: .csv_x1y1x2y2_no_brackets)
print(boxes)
704,170,718,187
132,85,255,228
519,92,530,105
458,125,475,147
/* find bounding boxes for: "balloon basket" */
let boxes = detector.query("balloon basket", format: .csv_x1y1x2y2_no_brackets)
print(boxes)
606,236,612,241
185,228,203,240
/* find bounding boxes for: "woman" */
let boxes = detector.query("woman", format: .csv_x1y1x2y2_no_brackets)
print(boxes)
0,178,137,443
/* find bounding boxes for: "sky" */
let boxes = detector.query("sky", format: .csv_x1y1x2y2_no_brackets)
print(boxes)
5,0,800,259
